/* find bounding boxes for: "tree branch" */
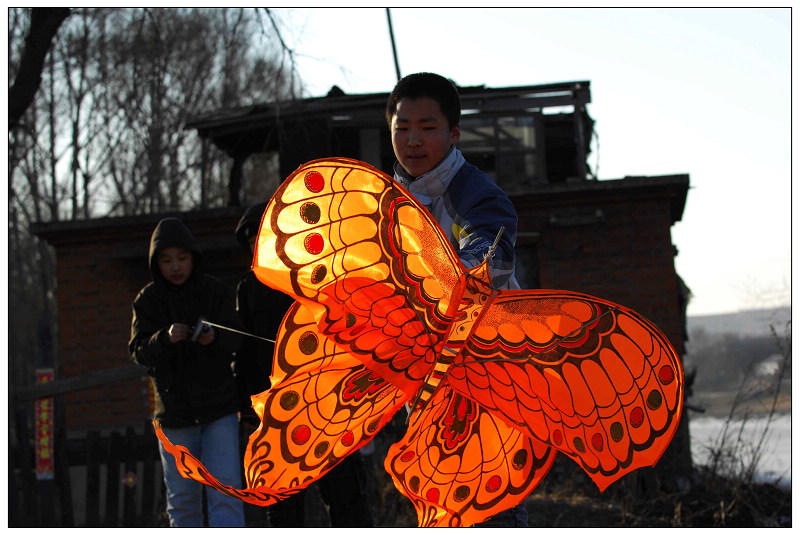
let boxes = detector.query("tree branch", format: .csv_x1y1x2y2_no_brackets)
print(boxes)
9,7,72,130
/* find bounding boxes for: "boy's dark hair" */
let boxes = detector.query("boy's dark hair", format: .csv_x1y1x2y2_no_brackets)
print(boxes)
235,201,268,252
385,72,461,129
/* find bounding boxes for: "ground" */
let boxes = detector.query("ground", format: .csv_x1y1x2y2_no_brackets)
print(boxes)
524,469,791,528
348,455,792,528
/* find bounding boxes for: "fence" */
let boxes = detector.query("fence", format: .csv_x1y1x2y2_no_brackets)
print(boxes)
10,367,167,527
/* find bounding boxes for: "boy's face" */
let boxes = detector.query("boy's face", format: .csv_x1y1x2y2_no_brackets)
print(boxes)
391,96,460,178
158,247,193,285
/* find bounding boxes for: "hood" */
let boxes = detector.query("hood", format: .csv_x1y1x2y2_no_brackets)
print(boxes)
148,218,205,288
235,201,268,252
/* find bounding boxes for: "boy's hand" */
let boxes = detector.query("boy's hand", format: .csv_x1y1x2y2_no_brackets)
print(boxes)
196,325,215,346
167,323,190,344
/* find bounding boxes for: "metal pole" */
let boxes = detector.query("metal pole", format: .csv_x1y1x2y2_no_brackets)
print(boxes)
386,8,401,81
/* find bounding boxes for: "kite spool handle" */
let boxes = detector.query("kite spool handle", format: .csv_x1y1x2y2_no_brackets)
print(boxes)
191,317,209,342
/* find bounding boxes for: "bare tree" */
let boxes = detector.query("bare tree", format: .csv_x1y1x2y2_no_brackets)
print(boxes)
10,7,298,222
7,7,301,395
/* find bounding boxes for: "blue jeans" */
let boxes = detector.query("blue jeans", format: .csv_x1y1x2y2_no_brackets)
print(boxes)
158,413,245,527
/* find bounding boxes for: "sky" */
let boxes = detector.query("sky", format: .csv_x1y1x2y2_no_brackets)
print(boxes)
272,7,791,317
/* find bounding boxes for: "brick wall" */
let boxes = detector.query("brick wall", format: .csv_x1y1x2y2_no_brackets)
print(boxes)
56,238,149,429
512,175,689,356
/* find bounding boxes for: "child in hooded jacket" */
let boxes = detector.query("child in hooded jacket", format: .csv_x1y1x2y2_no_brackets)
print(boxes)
129,217,245,527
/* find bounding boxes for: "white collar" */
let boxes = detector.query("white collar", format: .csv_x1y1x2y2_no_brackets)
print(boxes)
393,147,465,207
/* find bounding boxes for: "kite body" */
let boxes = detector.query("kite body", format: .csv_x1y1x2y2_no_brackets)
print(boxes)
155,158,684,527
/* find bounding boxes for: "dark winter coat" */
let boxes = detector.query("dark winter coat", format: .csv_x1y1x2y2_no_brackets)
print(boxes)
235,272,294,403
234,202,295,419
129,218,241,428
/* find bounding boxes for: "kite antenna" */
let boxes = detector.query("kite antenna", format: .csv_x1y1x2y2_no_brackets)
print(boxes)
484,226,505,262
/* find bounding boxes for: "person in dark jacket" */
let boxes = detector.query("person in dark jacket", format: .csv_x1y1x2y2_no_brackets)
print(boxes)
129,217,245,527
234,203,374,527
233,202,295,425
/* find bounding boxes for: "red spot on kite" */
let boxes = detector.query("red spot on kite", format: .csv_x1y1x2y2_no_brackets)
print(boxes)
304,171,324,192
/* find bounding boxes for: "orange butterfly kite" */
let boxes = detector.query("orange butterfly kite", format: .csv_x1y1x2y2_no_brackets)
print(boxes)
155,158,684,527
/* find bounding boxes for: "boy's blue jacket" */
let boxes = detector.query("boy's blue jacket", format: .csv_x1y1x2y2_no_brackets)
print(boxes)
393,147,520,289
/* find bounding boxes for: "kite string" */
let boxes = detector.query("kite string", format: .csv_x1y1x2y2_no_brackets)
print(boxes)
194,318,276,344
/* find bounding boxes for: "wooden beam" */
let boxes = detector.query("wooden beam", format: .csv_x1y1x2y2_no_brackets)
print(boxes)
13,365,147,401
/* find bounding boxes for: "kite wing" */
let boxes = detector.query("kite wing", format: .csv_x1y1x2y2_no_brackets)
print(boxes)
252,157,467,393
385,385,557,527
446,288,684,491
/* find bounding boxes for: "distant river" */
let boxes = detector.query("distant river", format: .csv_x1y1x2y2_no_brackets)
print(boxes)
689,413,791,488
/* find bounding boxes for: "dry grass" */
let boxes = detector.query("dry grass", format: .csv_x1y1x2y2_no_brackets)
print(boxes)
524,464,791,527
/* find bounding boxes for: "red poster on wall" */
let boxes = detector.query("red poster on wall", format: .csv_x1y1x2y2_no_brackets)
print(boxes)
35,368,54,480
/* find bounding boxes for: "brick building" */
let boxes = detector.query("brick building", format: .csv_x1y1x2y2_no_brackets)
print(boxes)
513,175,689,357
33,81,689,440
